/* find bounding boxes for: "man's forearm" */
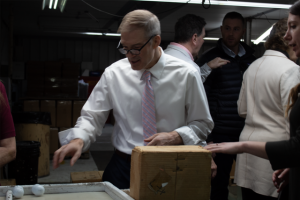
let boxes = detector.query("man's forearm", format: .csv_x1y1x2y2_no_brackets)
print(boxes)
0,147,16,167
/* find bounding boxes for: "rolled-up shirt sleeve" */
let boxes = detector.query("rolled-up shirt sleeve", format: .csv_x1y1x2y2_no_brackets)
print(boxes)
59,72,112,152
175,70,214,146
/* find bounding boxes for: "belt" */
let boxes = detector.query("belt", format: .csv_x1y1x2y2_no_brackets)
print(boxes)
115,149,131,162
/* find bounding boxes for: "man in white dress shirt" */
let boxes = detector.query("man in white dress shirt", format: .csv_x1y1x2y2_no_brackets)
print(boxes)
164,14,229,82
53,10,213,189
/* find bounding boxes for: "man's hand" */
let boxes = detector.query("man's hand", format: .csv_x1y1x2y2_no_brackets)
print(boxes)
53,138,84,169
273,168,290,193
207,57,230,69
211,158,217,178
145,131,183,146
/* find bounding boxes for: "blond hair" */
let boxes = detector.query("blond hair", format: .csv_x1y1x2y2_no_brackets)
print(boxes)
117,9,161,38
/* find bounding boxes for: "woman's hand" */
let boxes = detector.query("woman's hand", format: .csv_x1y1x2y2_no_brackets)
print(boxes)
204,142,244,154
273,168,290,193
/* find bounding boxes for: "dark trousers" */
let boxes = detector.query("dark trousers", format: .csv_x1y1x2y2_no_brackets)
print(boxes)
241,187,278,200
210,136,237,200
102,152,131,189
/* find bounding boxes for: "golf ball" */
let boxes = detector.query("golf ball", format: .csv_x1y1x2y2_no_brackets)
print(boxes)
31,184,45,196
12,186,24,198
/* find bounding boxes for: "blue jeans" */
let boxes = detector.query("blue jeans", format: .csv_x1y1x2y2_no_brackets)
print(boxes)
102,152,131,189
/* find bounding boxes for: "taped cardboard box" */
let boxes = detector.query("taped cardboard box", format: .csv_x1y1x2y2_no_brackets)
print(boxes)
24,100,40,112
72,101,86,126
57,101,72,127
41,100,56,127
130,146,211,200
71,171,104,183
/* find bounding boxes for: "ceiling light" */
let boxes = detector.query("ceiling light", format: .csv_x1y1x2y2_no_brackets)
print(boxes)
253,26,273,45
204,37,219,41
135,0,291,9
54,0,59,9
49,0,53,9
83,32,121,36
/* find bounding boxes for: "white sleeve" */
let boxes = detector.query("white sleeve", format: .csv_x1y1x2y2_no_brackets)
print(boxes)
175,70,214,146
280,66,300,138
200,63,212,83
237,71,247,118
59,72,112,152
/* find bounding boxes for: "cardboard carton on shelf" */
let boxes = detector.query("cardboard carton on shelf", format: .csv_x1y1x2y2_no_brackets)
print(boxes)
24,100,40,112
130,146,211,200
50,128,59,154
56,101,72,127
41,100,56,127
72,101,86,126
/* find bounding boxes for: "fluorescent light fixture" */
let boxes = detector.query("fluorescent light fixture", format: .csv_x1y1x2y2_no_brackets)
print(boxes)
42,0,47,10
84,32,121,36
253,26,273,45
204,37,266,43
204,37,219,41
49,0,53,9
54,0,59,9
135,0,291,9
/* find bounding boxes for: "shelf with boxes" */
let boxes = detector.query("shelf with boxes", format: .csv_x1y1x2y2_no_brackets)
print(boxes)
23,99,88,158
26,61,80,98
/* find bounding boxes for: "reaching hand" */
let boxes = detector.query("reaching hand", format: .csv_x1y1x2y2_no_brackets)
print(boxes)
145,131,183,146
53,138,84,169
273,168,290,193
204,142,244,154
207,57,230,69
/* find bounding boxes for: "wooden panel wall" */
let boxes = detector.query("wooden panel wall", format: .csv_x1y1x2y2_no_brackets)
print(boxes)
14,36,124,71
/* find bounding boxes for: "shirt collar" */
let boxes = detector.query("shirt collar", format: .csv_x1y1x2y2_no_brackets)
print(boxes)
221,41,246,58
170,42,194,61
138,47,165,80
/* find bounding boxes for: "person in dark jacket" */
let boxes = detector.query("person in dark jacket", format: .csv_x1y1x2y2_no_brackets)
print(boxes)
197,11,256,200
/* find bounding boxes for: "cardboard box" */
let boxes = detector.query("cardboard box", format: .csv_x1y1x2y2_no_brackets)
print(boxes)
41,100,56,127
72,101,86,126
71,171,104,183
56,101,72,127
130,146,211,200
0,179,16,186
50,128,59,154
24,100,40,112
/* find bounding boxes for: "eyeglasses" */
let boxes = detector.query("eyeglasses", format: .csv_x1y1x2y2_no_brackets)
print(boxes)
117,35,156,55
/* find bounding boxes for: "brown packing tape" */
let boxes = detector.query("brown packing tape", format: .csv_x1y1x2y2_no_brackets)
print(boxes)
70,171,103,183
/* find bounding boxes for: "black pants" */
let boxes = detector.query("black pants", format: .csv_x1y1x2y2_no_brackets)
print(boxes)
241,187,278,200
210,136,237,200
102,152,131,189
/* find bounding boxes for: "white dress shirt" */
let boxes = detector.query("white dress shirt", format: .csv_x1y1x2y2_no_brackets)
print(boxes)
59,48,214,155
164,43,211,82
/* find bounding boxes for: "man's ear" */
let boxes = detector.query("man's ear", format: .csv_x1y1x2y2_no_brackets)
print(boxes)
192,33,198,45
152,35,161,48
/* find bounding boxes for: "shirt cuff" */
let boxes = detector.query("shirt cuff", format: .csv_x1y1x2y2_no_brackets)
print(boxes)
58,128,91,152
201,63,212,73
175,126,207,147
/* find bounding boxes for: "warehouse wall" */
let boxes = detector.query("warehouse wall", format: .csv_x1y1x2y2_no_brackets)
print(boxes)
13,36,124,71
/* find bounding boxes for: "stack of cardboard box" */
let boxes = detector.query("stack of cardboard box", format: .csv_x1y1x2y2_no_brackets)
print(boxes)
23,100,86,157
26,61,79,97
